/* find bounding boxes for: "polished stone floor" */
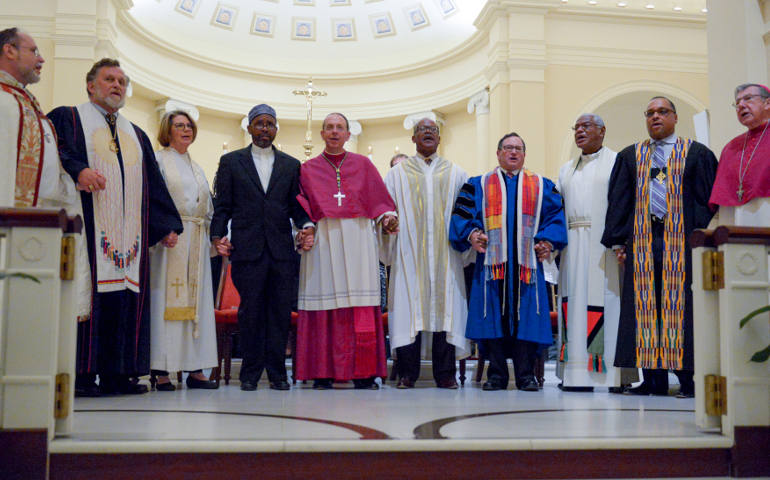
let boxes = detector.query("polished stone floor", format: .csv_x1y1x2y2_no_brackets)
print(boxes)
52,361,730,454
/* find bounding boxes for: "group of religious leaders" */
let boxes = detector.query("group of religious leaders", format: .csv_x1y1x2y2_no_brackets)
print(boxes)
3,27,770,396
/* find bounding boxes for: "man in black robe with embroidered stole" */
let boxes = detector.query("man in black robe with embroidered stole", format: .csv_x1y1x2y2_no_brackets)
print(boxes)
49,59,182,396
601,96,717,398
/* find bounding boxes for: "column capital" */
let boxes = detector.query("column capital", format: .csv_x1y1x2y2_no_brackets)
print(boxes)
467,89,490,115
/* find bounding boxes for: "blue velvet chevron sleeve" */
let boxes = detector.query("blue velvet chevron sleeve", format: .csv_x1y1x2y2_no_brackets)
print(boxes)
449,177,484,252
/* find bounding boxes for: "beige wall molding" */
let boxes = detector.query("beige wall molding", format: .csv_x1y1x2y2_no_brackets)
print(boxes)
557,79,709,171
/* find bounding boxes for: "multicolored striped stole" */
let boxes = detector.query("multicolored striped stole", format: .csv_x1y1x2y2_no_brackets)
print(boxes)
483,167,506,281
632,138,690,370
517,169,541,285
0,74,49,207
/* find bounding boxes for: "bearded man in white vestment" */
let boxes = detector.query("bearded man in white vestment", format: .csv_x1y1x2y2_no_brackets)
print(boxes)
556,114,628,391
380,118,471,389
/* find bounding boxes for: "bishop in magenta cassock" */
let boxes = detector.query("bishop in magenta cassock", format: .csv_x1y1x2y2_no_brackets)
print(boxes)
295,113,398,390
709,83,770,226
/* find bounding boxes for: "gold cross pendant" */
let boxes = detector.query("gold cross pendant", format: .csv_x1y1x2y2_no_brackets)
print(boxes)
655,170,666,183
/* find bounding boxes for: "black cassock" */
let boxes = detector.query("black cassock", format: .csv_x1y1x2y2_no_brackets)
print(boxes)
601,140,717,371
48,106,182,378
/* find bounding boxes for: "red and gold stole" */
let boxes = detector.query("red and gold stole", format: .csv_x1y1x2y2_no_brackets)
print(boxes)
632,138,690,370
0,74,50,207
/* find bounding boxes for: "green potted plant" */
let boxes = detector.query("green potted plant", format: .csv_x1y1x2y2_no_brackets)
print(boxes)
739,305,770,363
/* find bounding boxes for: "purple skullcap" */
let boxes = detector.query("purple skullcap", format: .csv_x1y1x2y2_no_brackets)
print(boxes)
248,104,276,124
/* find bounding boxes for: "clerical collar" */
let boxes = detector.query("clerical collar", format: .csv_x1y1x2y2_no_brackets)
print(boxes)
169,146,189,156
323,150,346,165
580,147,603,160
651,132,677,145
251,144,273,156
417,152,438,165
0,69,24,89
748,120,770,134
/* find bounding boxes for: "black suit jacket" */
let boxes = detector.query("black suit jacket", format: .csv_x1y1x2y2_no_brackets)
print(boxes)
211,145,310,262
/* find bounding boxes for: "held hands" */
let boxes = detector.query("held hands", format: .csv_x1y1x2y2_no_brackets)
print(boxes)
161,231,178,248
614,247,627,265
534,241,553,262
214,237,233,257
381,215,399,234
77,168,107,193
470,230,488,253
296,226,316,251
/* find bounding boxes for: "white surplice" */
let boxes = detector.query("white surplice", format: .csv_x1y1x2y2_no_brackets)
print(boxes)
149,148,217,372
380,155,471,358
298,217,382,310
556,147,623,388
0,78,91,319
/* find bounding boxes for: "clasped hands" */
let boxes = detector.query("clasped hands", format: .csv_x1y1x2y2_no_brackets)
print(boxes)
381,214,399,234
161,231,178,248
470,229,553,261
77,167,107,193
295,226,315,251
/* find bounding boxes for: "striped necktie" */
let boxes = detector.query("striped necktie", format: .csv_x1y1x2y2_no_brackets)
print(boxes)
650,141,667,219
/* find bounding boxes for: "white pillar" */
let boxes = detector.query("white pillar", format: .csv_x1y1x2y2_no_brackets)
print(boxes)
707,0,768,154
344,120,362,153
468,89,490,174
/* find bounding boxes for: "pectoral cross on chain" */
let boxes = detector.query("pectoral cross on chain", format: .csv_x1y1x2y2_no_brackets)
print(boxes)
171,277,184,298
333,190,345,206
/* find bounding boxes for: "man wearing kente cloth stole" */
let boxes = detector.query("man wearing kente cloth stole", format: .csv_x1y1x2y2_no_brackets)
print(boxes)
1,27,91,320
602,96,717,397
556,113,628,391
709,83,770,226
450,132,567,392
295,113,398,390
49,59,183,396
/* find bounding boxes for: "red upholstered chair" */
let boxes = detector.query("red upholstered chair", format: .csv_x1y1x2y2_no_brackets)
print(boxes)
211,258,240,385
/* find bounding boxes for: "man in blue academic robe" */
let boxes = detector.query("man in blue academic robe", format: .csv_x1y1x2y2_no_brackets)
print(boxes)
450,132,567,391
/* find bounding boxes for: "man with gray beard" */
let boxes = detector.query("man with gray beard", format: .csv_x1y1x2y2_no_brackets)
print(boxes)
48,58,183,396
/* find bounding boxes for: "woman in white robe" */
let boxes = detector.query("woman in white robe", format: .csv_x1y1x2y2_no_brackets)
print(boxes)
149,111,218,390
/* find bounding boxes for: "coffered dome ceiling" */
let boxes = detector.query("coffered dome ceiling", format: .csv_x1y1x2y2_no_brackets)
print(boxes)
126,0,485,75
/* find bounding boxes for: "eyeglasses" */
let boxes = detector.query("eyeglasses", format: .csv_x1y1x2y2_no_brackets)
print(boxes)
172,122,193,130
732,94,767,108
10,43,40,57
253,121,277,130
643,108,674,118
572,122,597,131
416,125,439,134
500,145,525,153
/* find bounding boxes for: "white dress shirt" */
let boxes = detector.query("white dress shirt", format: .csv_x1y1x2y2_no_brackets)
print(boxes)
251,144,274,192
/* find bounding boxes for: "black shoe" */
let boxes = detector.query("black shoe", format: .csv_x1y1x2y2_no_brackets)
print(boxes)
353,379,379,390
186,376,218,390
608,386,626,394
313,379,333,390
482,381,505,391
676,387,694,398
155,381,176,392
270,380,291,391
396,377,414,389
518,379,540,392
625,383,668,396
75,384,102,397
240,381,257,391
114,383,148,395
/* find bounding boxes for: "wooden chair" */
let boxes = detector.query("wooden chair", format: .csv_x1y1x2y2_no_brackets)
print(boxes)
211,258,240,385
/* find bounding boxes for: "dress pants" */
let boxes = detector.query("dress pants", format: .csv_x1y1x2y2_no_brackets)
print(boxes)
395,331,456,383
640,220,694,394
230,251,294,384
483,286,538,389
